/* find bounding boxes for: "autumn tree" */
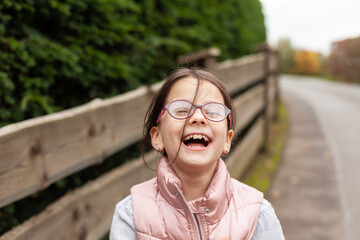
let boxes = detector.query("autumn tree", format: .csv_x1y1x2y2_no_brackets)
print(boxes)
292,50,321,75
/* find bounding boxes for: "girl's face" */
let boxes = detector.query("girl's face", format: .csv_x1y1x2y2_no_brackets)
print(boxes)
150,77,234,175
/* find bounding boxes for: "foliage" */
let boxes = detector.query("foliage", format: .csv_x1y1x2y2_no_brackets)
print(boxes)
0,0,266,127
292,50,322,75
277,38,295,73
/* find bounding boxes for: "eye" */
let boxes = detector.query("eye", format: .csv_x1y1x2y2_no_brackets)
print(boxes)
172,107,191,117
204,104,225,119
205,110,221,117
168,100,193,118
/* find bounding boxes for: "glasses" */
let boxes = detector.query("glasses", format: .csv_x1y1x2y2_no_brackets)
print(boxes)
156,100,232,127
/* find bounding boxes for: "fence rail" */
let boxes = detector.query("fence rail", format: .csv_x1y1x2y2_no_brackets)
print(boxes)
0,47,279,239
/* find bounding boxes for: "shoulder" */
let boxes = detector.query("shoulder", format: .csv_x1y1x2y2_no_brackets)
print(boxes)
131,177,157,195
252,199,285,240
110,195,136,240
259,198,274,215
230,178,264,205
115,195,133,215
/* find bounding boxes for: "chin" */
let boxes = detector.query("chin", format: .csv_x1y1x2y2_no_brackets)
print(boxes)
181,153,218,167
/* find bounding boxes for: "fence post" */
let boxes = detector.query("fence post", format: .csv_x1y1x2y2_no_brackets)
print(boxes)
274,50,281,121
254,43,271,150
177,47,221,69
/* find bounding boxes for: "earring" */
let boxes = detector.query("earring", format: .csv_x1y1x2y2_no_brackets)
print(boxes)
155,147,165,155
223,148,229,157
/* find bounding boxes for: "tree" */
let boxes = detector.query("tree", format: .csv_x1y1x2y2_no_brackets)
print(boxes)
292,50,321,75
277,38,295,73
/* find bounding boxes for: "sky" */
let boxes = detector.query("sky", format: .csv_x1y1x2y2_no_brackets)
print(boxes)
259,0,360,55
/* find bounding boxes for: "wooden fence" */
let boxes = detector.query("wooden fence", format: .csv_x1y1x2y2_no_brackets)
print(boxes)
0,47,279,239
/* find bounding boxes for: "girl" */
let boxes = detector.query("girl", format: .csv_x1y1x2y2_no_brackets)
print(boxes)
110,68,284,240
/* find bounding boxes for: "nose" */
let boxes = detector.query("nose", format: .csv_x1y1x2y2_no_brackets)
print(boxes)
188,107,207,125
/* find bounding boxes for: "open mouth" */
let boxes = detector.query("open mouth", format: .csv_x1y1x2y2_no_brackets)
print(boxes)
183,134,211,149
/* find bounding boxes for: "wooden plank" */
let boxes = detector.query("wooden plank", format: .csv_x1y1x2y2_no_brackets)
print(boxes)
0,86,155,208
226,117,265,179
269,51,279,73
232,84,264,135
0,98,102,209
0,152,158,240
214,53,265,94
0,66,265,209
177,47,220,64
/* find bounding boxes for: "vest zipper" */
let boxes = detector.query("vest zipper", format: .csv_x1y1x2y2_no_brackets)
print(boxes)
194,213,204,240
174,184,202,240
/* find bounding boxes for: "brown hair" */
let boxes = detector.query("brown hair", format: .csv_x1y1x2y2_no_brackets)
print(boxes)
141,68,236,166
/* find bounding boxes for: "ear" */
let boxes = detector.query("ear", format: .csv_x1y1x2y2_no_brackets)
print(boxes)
150,126,164,151
223,129,234,154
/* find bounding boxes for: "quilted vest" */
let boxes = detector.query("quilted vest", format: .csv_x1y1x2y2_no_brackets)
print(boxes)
131,156,263,240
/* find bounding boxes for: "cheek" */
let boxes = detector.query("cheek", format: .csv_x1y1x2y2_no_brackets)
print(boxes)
215,126,230,144
160,121,184,148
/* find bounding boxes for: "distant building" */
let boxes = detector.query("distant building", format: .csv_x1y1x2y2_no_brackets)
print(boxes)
328,36,360,83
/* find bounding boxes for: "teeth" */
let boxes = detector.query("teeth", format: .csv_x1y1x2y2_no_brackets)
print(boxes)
193,134,202,140
184,134,209,142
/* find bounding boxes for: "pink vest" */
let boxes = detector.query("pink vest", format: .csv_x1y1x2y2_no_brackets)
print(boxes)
131,156,263,240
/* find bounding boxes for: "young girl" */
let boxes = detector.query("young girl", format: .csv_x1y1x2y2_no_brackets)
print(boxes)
110,68,284,240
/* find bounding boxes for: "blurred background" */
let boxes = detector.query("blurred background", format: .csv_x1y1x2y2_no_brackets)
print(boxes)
261,0,360,80
260,1,360,239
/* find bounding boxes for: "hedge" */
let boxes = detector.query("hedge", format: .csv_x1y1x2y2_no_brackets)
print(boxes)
0,0,266,127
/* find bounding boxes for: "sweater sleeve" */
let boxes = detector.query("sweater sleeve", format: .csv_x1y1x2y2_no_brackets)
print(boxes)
110,195,137,240
252,199,285,240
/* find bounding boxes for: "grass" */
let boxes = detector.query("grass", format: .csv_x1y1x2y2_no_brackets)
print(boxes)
239,101,289,195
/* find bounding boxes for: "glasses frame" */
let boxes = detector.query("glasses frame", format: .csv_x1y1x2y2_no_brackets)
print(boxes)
156,99,232,128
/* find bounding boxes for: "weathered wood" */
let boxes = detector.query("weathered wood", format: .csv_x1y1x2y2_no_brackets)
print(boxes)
269,51,280,74
0,152,158,240
232,84,264,135
0,86,154,208
177,47,221,69
214,53,265,94
226,117,265,178
0,52,269,208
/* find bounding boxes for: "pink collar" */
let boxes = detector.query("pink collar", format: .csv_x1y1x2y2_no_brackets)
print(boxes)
156,156,233,224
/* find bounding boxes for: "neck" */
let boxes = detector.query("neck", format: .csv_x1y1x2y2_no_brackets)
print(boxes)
173,160,218,202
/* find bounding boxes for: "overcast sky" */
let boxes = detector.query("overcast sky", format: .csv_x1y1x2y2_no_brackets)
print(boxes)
259,0,360,55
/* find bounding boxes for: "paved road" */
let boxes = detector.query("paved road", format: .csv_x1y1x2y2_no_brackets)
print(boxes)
268,75,360,240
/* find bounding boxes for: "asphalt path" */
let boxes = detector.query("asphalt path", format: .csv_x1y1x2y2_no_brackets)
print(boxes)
268,75,360,240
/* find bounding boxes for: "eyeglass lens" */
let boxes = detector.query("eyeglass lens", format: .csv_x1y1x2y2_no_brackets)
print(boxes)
168,100,228,122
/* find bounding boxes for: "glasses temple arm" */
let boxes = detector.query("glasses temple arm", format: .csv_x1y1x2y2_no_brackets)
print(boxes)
228,114,232,129
156,109,165,124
